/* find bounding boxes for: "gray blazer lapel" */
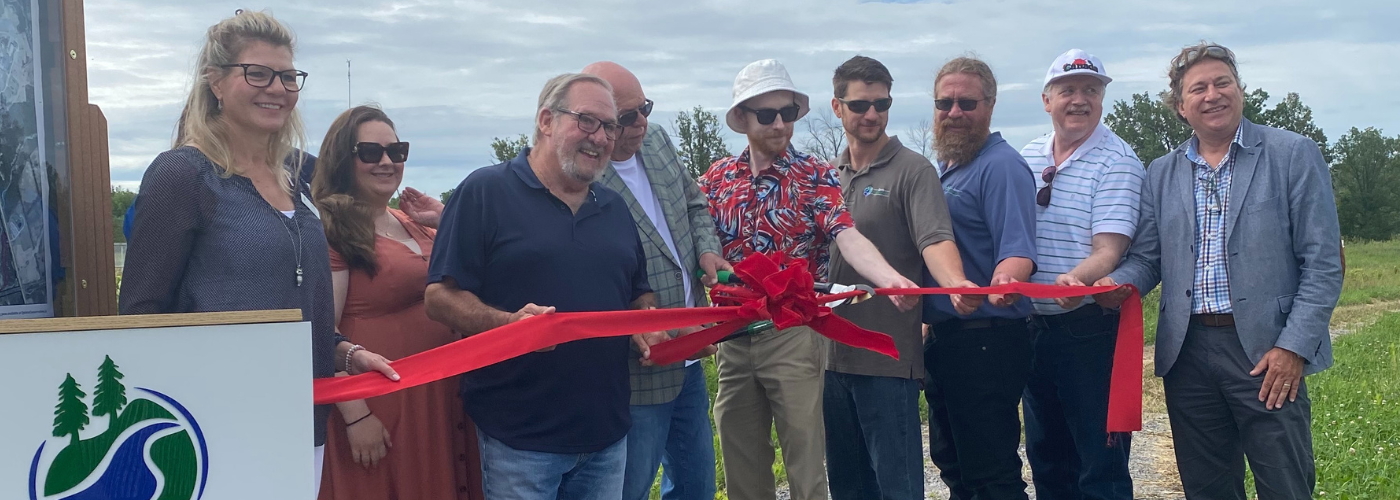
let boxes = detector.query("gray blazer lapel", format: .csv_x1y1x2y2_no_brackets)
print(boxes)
1225,119,1264,242
600,165,669,258
1172,149,1196,237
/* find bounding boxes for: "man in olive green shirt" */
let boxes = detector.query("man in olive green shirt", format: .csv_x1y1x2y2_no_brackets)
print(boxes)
825,55,981,500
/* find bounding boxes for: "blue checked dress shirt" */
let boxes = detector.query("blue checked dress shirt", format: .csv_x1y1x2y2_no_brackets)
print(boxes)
1185,124,1245,314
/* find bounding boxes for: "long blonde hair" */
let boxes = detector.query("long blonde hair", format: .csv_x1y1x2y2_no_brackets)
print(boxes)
175,10,307,191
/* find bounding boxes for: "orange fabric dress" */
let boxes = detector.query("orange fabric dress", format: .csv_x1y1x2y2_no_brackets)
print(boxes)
319,209,483,500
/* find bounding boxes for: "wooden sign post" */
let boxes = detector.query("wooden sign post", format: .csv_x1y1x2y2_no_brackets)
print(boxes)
2,0,116,320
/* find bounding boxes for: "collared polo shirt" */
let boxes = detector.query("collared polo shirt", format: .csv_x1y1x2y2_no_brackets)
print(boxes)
922,132,1038,324
1022,124,1145,315
427,148,651,454
829,136,954,379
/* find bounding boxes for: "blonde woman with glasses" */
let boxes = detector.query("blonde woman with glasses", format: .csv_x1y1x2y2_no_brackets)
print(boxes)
119,10,399,495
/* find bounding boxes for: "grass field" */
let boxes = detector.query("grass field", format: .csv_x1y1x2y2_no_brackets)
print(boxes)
1309,312,1400,498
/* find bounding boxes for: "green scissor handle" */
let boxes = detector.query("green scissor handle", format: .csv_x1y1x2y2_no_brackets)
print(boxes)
695,269,739,285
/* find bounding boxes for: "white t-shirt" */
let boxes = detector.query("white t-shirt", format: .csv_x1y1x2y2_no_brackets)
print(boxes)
612,154,694,309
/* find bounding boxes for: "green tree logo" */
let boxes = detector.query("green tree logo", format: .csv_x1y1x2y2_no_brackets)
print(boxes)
93,355,128,424
53,374,89,446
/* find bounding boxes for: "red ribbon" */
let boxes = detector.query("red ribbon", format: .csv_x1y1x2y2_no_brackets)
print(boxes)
313,253,1142,433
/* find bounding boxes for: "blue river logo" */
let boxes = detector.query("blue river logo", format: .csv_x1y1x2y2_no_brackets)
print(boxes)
28,356,209,500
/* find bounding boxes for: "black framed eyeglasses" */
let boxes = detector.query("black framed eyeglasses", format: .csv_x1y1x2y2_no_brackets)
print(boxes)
1037,165,1057,207
618,99,654,127
353,142,410,164
1176,45,1236,70
740,103,800,125
839,98,892,114
220,63,307,92
553,109,622,140
934,98,987,112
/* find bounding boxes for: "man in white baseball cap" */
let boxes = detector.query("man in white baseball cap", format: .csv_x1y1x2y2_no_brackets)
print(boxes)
698,58,917,500
1018,48,1144,500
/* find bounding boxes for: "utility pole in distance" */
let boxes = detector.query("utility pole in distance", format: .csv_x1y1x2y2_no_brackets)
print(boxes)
347,60,352,108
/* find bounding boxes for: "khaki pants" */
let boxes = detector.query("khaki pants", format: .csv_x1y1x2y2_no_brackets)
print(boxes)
714,326,828,500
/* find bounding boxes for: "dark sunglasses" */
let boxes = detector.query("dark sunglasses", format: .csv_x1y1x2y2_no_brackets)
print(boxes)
1036,165,1057,207
741,103,801,125
934,98,987,112
220,63,307,92
618,99,654,127
1176,45,1236,70
353,142,410,164
839,98,892,114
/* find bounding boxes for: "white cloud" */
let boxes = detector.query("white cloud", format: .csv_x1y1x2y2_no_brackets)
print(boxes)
87,0,1400,196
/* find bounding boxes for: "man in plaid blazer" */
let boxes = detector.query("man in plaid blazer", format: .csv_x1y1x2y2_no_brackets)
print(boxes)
586,61,732,500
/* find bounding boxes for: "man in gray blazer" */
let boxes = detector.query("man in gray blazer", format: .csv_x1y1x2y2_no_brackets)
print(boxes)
1094,43,1342,499
585,61,731,500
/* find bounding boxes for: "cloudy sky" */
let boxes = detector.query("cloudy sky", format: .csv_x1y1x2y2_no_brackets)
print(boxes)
88,0,1399,197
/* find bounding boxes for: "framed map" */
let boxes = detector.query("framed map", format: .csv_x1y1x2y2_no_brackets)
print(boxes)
0,0,52,319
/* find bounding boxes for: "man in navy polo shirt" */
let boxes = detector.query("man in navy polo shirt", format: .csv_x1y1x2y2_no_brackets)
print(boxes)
425,73,666,500
922,56,1038,500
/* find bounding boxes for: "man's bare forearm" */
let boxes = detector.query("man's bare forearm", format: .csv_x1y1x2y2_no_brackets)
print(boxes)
425,280,513,337
993,257,1035,282
1067,233,1131,285
921,240,969,286
834,228,901,286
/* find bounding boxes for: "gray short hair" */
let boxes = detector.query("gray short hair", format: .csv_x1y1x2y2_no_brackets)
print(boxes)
1164,41,1244,123
533,73,614,145
934,55,997,103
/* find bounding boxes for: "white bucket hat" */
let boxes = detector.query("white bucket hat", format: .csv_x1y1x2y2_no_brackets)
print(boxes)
1044,49,1113,87
726,59,810,134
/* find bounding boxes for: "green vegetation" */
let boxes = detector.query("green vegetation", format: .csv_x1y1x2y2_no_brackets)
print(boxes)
1337,240,1400,308
1309,313,1400,498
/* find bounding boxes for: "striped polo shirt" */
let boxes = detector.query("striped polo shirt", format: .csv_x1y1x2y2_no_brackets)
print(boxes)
1021,124,1145,315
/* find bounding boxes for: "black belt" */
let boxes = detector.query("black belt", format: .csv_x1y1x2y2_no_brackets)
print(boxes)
1190,314,1235,327
930,316,1028,333
1031,304,1115,329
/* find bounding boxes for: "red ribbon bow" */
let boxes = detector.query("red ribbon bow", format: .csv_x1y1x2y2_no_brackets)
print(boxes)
648,253,899,365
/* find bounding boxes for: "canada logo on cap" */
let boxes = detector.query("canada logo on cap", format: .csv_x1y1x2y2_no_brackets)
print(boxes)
1063,58,1100,73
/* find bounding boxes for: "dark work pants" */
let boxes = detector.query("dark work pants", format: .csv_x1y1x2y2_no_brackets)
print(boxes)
924,320,1033,500
1164,324,1316,500
823,371,924,500
1023,308,1133,500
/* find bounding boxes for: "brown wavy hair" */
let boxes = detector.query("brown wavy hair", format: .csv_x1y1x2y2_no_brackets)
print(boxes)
312,105,397,278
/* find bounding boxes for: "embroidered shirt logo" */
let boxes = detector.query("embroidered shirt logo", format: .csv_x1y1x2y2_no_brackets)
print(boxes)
862,186,891,198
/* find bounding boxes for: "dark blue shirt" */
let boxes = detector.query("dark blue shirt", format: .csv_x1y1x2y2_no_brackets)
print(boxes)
428,149,651,454
923,132,1038,323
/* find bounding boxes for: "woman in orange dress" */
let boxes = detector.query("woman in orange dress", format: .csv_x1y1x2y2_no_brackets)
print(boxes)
312,105,482,500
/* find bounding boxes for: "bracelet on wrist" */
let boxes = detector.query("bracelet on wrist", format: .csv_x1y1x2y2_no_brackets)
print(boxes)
344,344,365,375
346,412,373,427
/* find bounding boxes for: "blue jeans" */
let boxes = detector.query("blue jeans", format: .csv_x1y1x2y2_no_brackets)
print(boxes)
823,370,924,500
477,426,627,500
1023,307,1132,500
622,362,717,500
